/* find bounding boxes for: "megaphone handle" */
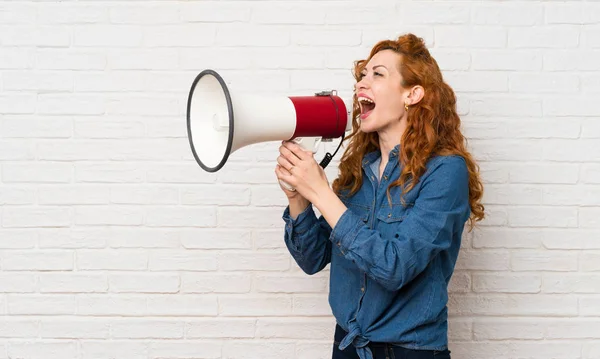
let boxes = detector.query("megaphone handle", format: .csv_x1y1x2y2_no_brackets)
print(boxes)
279,137,320,192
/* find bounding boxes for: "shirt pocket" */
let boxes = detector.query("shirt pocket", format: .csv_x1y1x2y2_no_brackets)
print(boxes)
376,203,413,223
344,201,370,224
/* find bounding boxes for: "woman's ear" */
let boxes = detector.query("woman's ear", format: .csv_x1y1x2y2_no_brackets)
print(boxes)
406,85,425,106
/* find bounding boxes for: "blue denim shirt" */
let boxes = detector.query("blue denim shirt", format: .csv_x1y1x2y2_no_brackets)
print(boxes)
282,145,470,359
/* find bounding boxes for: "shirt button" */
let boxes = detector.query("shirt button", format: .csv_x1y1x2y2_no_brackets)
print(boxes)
371,176,375,181
361,287,365,292
384,175,388,180
388,213,391,218
337,242,341,246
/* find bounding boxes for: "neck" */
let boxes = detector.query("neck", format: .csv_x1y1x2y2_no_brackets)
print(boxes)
377,118,406,162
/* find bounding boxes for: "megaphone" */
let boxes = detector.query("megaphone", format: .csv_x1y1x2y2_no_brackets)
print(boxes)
186,69,352,191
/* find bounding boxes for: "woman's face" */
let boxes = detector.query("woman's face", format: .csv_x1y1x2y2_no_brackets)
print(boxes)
354,49,408,134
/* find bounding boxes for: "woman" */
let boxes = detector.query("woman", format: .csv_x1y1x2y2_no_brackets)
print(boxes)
275,33,485,359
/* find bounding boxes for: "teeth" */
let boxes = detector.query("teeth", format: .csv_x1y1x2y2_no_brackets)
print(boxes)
358,96,374,104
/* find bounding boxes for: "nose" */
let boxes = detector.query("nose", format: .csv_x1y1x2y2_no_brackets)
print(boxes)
355,76,368,93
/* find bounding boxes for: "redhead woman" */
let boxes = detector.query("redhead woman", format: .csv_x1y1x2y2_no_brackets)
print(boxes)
275,33,485,359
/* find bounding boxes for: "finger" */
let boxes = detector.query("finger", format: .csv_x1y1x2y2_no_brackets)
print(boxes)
275,165,293,181
276,156,294,172
279,144,301,166
282,141,310,161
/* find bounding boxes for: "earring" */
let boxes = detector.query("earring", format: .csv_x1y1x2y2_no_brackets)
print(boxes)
405,103,409,111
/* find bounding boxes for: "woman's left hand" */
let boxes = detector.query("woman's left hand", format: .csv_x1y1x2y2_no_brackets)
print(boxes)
275,140,331,205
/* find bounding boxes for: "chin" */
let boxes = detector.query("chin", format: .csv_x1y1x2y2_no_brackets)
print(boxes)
359,116,379,133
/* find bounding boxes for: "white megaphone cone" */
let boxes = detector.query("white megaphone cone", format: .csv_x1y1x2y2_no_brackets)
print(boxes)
186,69,352,191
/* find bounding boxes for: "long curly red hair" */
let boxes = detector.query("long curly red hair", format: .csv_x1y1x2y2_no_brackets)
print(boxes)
332,33,485,229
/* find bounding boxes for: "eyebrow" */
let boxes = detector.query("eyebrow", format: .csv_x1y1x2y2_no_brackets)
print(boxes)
361,65,388,72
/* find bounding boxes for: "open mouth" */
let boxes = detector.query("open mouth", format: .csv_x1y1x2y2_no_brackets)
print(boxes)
358,96,375,119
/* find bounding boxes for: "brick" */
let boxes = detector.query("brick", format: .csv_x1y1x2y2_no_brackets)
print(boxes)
79,341,148,359
39,185,109,205
39,273,108,293
0,186,35,205
110,4,179,24
106,228,180,249
292,295,333,316
509,26,579,48
182,3,251,23
473,318,545,340
76,163,145,183
39,228,107,249
509,73,580,93
257,318,334,339
8,294,76,315
217,25,289,47
455,250,510,271
473,3,543,26
255,274,328,293
109,274,179,294
473,273,541,293
1,25,70,47
0,318,38,337
149,341,222,359
2,207,71,228
145,206,216,228
0,230,37,249
218,207,285,229
448,294,578,316
0,94,36,114
543,274,600,293
110,185,178,205
509,163,579,184
219,295,292,316
180,229,252,250
0,48,35,69
8,341,78,359
219,252,290,271
181,273,252,294
3,71,73,92
148,250,217,271
37,3,108,24
1,116,72,138
144,24,216,47
75,206,144,226
0,273,36,293
108,48,178,70
185,319,256,339
77,295,146,316
473,228,542,249
181,185,251,206
77,250,147,271
511,250,578,271
40,318,109,339
111,319,184,339
435,26,506,48
401,3,469,24
473,50,542,71
36,49,105,70
508,207,578,228
146,294,218,316
222,341,295,359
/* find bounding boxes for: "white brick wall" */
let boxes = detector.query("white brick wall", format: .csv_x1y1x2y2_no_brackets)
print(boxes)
0,1,599,358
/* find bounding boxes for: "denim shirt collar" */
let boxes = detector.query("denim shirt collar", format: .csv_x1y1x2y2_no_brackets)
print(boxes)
361,144,400,169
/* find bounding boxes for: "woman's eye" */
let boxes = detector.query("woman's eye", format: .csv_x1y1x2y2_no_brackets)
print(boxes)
374,72,382,77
